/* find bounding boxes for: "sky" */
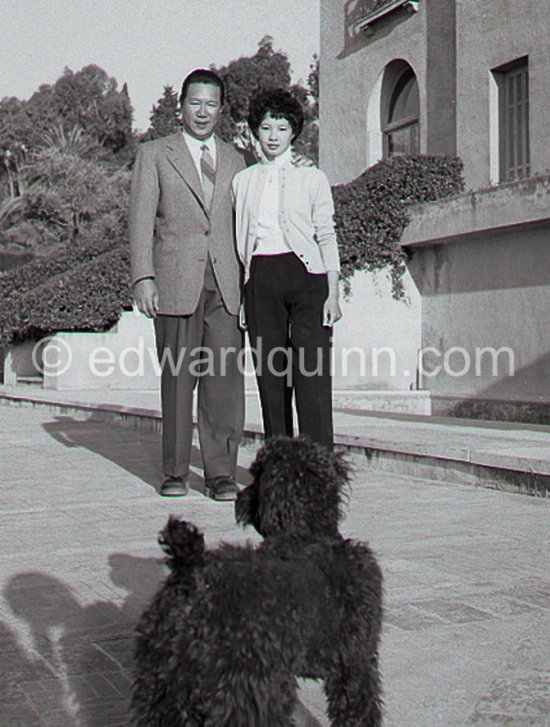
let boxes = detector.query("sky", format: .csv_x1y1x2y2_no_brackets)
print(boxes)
0,0,320,131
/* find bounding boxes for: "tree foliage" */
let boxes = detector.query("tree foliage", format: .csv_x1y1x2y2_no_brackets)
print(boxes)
214,35,292,141
214,36,319,162
0,65,133,257
308,54,319,114
144,85,181,141
142,37,319,162
0,64,134,158
1,147,130,255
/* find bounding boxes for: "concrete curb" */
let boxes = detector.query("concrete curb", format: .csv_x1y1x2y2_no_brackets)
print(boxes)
1,391,548,497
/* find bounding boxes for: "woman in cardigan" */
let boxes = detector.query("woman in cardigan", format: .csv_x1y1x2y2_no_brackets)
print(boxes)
232,89,341,449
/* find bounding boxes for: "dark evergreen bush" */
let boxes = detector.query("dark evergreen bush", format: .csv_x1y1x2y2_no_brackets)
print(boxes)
0,238,119,303
0,247,131,345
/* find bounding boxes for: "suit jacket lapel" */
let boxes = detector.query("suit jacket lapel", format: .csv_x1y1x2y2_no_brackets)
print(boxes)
164,133,207,215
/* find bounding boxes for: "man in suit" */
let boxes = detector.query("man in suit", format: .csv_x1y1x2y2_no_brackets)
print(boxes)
129,69,245,500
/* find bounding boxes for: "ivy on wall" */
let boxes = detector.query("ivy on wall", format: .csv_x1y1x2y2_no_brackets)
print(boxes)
333,154,464,297
0,154,463,345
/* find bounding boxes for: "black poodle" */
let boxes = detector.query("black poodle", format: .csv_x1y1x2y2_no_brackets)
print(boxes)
132,436,383,726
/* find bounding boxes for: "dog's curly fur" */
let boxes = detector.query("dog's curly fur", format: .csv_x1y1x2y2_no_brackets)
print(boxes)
132,436,383,726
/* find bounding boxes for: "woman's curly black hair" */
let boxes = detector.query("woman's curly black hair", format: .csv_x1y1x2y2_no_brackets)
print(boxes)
248,88,305,142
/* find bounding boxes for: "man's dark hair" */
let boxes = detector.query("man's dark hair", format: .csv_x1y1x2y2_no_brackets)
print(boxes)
180,69,225,106
248,89,305,142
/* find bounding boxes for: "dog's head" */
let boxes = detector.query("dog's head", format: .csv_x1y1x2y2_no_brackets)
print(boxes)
235,435,350,538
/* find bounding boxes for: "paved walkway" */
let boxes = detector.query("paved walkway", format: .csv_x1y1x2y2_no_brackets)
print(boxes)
0,402,549,725
2,384,550,483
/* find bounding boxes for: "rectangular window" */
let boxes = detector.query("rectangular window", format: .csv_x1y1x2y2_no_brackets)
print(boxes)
495,57,530,181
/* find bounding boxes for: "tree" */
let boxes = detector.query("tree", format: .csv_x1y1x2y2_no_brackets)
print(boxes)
1,148,130,254
210,37,319,162
145,85,181,140
0,65,135,259
307,54,319,116
40,65,134,154
220,37,291,123
0,142,28,198
0,65,134,159
213,35,292,142
0,97,37,151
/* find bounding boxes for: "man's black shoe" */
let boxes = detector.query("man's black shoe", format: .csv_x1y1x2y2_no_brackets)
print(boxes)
160,476,190,497
205,476,238,501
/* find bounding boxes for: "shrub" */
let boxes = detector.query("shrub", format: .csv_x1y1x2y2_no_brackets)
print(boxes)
0,149,130,258
333,154,464,298
0,237,120,302
0,246,132,345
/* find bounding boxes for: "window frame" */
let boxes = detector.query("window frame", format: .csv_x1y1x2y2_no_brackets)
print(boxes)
494,56,530,182
382,66,420,159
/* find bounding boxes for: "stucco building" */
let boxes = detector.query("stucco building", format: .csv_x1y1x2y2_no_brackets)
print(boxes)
321,0,550,421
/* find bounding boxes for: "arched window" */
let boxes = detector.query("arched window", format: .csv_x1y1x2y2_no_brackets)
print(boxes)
383,67,419,157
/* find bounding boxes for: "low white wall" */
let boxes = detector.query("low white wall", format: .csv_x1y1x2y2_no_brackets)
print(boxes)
43,309,159,390
1,341,42,385
19,272,423,397
332,268,422,390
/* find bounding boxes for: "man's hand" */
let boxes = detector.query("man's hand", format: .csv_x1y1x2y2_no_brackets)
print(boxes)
133,278,159,318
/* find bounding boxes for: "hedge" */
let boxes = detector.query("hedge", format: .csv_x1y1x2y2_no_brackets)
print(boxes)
0,247,132,345
0,237,120,303
333,154,464,297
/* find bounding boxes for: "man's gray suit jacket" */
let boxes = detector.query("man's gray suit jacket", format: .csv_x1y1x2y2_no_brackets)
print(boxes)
128,132,245,316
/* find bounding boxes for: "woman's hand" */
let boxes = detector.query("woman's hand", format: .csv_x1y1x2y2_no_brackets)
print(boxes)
323,271,342,327
323,293,342,327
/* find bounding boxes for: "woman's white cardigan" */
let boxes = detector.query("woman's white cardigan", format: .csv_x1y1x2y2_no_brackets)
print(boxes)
232,158,341,284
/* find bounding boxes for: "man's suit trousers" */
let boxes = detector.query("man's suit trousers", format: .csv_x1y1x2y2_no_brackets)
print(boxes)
154,258,244,480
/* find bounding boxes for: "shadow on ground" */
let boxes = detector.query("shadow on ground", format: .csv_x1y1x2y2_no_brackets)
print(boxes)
2,553,166,726
41,414,253,494
2,554,323,726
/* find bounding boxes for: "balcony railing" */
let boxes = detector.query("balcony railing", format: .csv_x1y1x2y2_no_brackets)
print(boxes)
346,0,419,38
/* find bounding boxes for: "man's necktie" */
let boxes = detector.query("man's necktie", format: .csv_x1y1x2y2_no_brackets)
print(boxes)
200,143,216,209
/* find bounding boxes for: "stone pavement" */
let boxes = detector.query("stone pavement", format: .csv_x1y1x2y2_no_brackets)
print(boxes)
0,403,549,725
2,384,550,494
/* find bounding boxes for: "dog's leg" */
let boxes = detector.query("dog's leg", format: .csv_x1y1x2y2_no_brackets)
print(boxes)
132,641,186,727
202,671,299,727
324,653,383,727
